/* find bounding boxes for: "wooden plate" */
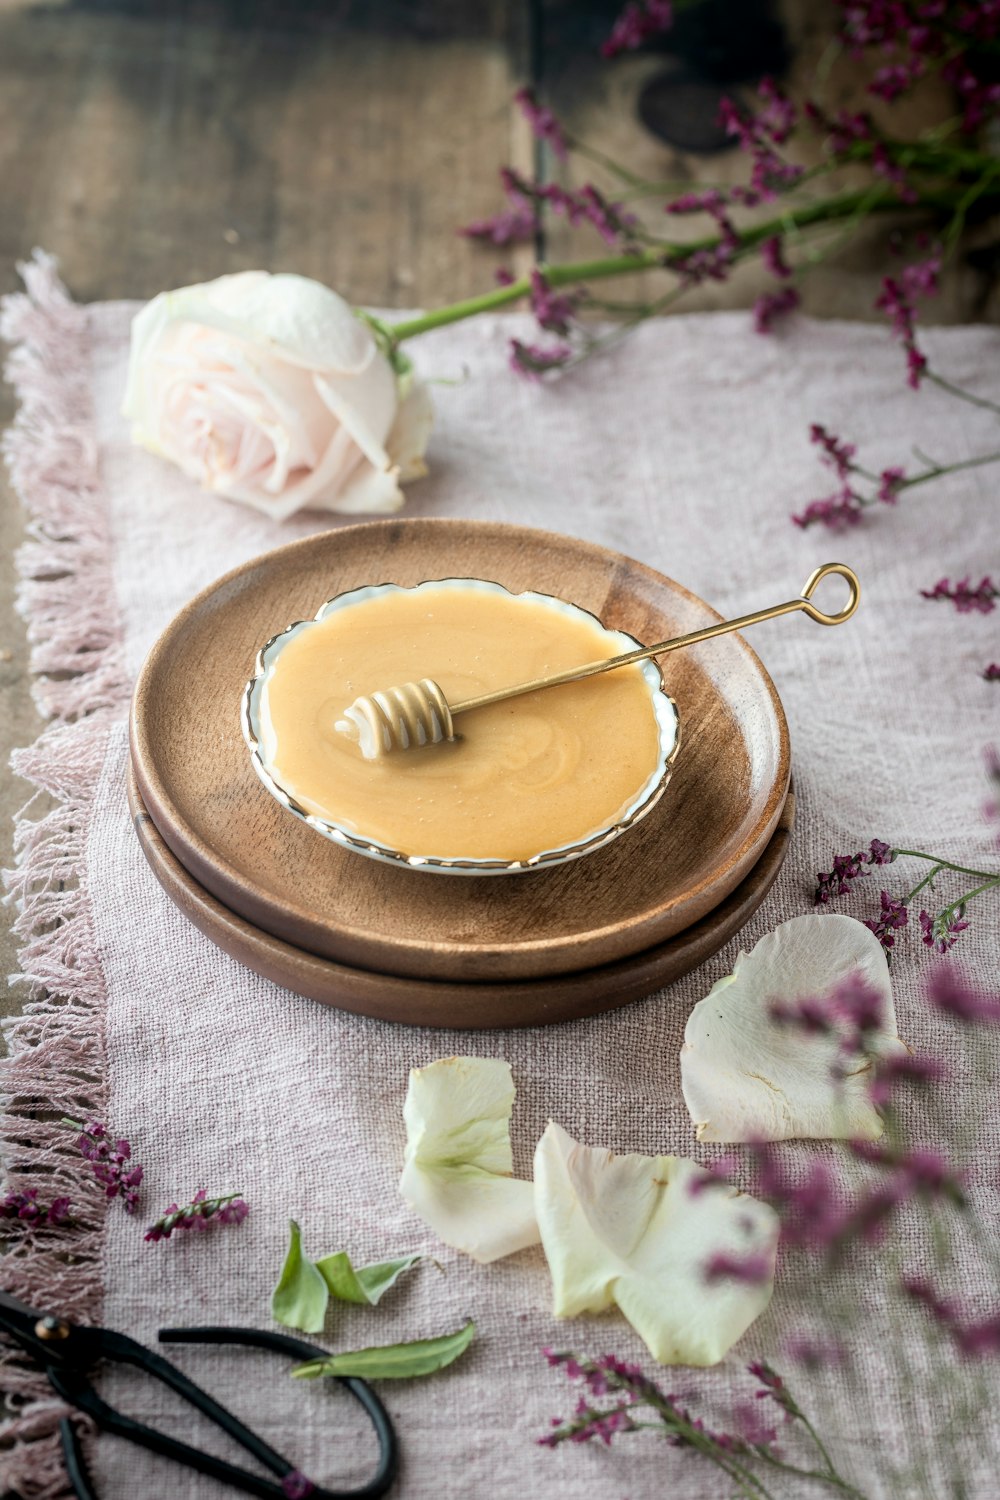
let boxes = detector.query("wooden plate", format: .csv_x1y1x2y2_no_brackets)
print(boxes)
128,762,795,1028
130,519,790,982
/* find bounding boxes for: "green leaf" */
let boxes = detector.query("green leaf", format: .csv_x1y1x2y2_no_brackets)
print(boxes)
271,1220,329,1334
290,1318,475,1381
315,1250,423,1307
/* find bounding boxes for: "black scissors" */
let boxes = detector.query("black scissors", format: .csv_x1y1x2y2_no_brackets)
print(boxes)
0,1290,397,1499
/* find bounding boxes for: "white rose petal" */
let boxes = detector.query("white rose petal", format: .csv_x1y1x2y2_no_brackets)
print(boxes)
122,271,432,518
399,1057,540,1265
534,1121,777,1365
681,913,908,1145
387,377,435,483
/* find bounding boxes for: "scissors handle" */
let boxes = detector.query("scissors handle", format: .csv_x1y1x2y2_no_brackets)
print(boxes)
49,1324,396,1500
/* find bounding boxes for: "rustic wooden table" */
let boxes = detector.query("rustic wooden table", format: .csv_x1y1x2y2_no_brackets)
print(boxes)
1,0,995,1010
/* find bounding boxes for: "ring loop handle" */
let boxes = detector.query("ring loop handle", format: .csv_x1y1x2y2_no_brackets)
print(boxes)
798,562,861,626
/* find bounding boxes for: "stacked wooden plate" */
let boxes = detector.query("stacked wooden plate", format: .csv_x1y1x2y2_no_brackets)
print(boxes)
129,519,793,1029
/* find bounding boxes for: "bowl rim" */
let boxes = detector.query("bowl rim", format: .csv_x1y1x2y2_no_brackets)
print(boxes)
241,576,681,875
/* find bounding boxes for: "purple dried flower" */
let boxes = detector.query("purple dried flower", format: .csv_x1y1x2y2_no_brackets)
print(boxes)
144,1189,249,1244
670,241,737,286
281,1472,315,1500
704,1249,774,1285
66,1119,143,1215
720,81,802,201
918,907,970,953
731,1398,779,1448
903,1277,1000,1358
868,1051,947,1107
770,972,886,1058
1,1188,73,1230
806,102,875,154
927,965,1000,1024
985,664,1000,681
753,1151,843,1248
665,189,726,215
761,235,792,280
875,258,940,387
814,848,867,902
460,203,535,247
862,890,910,950
877,466,906,503
686,1157,740,1195
601,0,674,59
810,423,857,477
529,269,576,335
754,287,800,334
217,1197,250,1226
792,490,866,531
869,58,925,101
514,87,568,161
920,576,998,614
509,338,572,380
783,1333,848,1371
868,838,894,865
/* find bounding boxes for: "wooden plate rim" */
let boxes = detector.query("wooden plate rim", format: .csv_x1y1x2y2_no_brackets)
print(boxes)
130,518,791,972
128,760,796,1029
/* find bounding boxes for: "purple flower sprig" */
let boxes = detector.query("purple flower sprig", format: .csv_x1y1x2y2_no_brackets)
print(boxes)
814,837,894,904
1,1188,72,1231
145,1188,249,1244
514,87,568,162
508,338,573,381
601,0,674,60
920,577,998,615
811,832,999,957
540,1349,863,1497
63,1118,144,1215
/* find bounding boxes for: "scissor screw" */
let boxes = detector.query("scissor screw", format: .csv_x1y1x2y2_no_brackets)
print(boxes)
35,1316,70,1341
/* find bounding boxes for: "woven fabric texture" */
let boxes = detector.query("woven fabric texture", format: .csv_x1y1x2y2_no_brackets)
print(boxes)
6,275,1000,1499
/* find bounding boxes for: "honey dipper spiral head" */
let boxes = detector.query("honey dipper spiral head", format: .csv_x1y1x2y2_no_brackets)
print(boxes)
335,678,455,760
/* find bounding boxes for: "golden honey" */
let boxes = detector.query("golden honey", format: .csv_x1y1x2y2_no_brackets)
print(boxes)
259,585,663,862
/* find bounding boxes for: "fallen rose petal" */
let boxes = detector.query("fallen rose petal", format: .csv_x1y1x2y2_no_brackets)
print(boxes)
399,1057,539,1264
534,1121,777,1365
681,913,907,1144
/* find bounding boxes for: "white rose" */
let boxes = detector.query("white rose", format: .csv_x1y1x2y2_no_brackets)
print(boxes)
122,270,432,520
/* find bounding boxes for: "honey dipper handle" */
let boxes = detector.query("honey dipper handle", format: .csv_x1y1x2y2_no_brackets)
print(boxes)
450,562,860,717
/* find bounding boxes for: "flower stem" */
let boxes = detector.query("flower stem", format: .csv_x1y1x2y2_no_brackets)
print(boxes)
892,850,999,881
925,372,1000,416
945,876,1000,910
389,186,957,343
900,449,1000,491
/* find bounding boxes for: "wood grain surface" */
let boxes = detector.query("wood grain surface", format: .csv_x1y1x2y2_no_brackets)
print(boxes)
128,759,795,1028
130,519,790,983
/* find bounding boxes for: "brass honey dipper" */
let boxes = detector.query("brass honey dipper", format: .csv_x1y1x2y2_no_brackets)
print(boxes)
335,562,860,761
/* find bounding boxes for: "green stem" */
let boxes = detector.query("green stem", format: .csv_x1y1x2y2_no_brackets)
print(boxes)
799,1416,854,1490
892,850,1000,882
905,865,944,904
901,450,1000,491
390,186,964,343
925,372,1000,417
754,1447,868,1498
945,876,1000,911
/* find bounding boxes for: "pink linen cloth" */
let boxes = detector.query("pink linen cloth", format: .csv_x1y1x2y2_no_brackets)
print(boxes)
3,254,999,1499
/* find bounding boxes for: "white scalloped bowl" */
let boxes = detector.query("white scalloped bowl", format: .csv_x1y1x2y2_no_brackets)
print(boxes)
241,578,680,876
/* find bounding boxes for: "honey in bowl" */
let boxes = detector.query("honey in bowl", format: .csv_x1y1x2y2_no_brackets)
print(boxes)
251,580,678,870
